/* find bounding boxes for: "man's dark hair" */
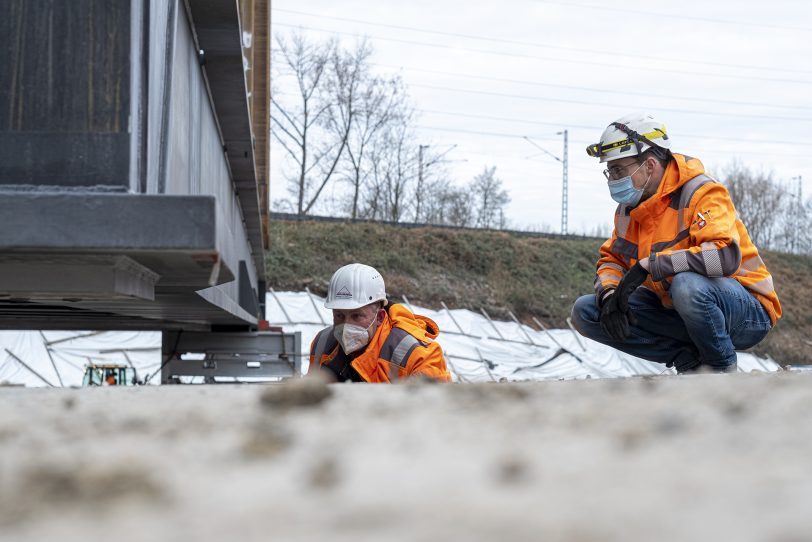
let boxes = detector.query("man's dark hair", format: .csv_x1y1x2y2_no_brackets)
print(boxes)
639,149,671,168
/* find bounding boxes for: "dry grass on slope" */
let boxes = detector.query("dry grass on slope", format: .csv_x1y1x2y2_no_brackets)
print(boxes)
266,219,811,366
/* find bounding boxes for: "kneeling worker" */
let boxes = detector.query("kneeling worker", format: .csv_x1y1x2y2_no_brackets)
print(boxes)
571,112,781,373
310,263,451,383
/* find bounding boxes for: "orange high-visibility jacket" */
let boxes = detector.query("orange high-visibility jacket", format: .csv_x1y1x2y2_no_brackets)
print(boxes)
309,304,451,383
595,153,781,325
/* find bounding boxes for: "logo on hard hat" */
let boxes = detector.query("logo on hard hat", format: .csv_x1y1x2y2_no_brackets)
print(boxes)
336,286,352,298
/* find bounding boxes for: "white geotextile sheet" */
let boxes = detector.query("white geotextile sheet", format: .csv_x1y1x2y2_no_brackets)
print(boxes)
0,292,780,387
0,330,161,387
265,291,781,382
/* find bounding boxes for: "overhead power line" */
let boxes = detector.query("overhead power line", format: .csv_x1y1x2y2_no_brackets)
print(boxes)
415,109,812,148
273,64,812,113
372,64,812,112
272,8,812,75
413,125,812,159
534,0,812,33
274,64,812,114
272,22,812,87
409,83,812,123
271,84,812,148
271,85,812,148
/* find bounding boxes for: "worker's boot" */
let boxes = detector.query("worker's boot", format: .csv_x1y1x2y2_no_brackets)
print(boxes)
673,355,701,374
680,362,738,374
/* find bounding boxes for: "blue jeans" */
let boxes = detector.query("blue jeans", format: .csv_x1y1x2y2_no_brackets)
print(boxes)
570,272,772,371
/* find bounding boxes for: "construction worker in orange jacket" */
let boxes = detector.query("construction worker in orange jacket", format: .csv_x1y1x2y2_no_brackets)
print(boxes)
571,112,781,373
309,263,451,383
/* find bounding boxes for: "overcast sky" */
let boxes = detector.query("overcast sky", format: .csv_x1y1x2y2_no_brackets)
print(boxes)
269,0,812,234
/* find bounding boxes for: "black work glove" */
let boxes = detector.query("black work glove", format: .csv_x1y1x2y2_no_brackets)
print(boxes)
614,262,649,313
599,263,649,341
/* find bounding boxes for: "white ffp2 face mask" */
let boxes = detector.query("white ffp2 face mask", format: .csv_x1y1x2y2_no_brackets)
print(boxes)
333,319,377,354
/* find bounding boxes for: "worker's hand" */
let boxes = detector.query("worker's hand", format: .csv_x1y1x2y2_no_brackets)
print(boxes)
598,263,648,341
599,292,634,341
614,262,649,313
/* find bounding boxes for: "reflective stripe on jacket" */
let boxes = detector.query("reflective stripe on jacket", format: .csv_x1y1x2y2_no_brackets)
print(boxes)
595,153,781,325
309,304,451,383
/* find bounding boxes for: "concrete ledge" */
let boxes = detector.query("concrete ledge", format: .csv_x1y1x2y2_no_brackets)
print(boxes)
0,255,160,301
0,192,256,328
0,192,217,250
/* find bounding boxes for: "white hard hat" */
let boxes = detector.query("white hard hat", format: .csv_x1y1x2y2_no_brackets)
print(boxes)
586,112,671,163
325,263,388,310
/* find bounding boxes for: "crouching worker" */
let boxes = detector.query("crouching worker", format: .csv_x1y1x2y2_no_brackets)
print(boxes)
571,112,781,373
310,263,451,383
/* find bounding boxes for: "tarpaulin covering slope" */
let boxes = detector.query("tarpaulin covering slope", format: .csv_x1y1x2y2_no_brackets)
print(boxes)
0,331,160,387
265,291,781,382
0,292,780,387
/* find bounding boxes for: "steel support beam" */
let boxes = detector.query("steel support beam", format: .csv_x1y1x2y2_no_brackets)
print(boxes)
161,330,302,383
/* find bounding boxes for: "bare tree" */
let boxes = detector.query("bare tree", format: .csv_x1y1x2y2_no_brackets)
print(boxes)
444,187,475,227
471,166,510,229
798,199,812,254
273,33,419,219
270,32,336,216
721,160,788,250
337,64,408,219
315,40,374,216
589,222,611,239
358,158,386,220
433,182,475,227
361,118,419,222
360,129,462,225
273,32,505,228
419,176,446,225
413,144,460,223
774,177,808,254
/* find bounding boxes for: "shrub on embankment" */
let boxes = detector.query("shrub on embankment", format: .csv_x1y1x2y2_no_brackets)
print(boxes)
266,218,812,366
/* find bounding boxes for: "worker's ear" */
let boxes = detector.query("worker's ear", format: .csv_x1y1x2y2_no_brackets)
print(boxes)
375,308,386,325
646,155,659,176
642,156,653,174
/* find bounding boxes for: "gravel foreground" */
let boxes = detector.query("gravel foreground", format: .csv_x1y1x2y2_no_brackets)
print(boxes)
1,372,811,542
